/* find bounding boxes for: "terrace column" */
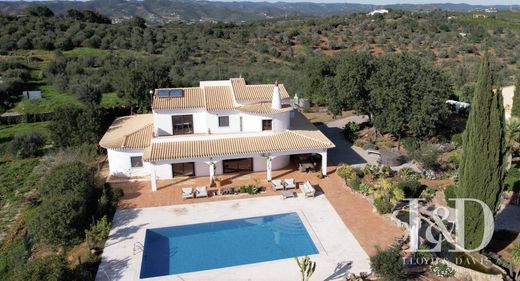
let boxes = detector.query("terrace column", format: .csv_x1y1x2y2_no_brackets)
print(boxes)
150,164,158,192
266,156,276,181
320,151,328,176
209,162,215,184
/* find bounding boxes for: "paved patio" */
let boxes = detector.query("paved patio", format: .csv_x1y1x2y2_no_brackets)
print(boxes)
97,195,370,281
110,166,403,256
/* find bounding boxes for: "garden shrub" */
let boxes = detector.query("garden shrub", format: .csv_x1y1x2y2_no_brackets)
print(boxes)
9,255,71,281
512,243,520,264
430,262,455,277
86,216,111,249
398,180,421,198
359,183,372,195
336,164,357,183
29,162,97,245
448,150,461,169
504,167,520,192
374,197,393,214
362,164,383,178
370,245,406,281
8,132,44,158
239,184,259,194
408,142,441,170
444,184,458,208
450,133,463,146
381,165,393,177
350,177,361,191
401,137,420,152
343,122,360,143
0,238,29,281
397,167,419,181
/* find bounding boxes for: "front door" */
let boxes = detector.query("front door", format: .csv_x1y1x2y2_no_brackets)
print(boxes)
172,162,195,177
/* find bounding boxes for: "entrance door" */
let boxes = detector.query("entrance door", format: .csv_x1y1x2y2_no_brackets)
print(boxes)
172,162,195,177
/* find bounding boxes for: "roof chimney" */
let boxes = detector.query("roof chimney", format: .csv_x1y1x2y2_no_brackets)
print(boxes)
272,80,281,110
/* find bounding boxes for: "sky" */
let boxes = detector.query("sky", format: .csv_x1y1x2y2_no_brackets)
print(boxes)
211,0,520,4
2,0,519,5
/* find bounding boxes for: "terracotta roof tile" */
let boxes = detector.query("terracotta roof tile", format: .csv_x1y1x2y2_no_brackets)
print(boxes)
231,78,290,101
204,86,235,111
237,102,293,115
143,130,333,161
152,87,205,110
99,114,153,149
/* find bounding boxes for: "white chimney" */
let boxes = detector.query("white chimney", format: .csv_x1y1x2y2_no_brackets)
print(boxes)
272,80,282,110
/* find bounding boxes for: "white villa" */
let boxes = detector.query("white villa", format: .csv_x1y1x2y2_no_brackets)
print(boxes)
99,77,335,191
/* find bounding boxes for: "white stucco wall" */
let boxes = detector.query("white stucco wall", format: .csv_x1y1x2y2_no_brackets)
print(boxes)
152,109,291,136
107,149,149,177
153,108,207,136
150,154,292,180
206,110,241,134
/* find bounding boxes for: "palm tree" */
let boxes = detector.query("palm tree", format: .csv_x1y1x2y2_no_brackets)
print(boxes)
506,117,520,169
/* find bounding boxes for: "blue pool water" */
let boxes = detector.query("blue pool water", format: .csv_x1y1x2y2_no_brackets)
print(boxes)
139,212,318,278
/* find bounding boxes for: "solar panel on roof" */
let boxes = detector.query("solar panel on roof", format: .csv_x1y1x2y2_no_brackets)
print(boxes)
156,89,183,98
170,89,183,97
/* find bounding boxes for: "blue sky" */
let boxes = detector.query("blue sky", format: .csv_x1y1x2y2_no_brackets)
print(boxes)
3,0,520,4
211,0,520,4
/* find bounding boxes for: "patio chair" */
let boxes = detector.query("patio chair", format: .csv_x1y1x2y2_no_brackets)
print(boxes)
271,179,284,191
283,178,296,189
182,187,194,199
300,181,315,198
195,186,208,198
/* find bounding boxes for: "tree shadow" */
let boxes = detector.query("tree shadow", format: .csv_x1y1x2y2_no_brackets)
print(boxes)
96,256,131,281
106,208,147,244
324,260,353,281
317,125,368,165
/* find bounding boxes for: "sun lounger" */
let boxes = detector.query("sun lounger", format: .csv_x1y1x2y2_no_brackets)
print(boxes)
182,187,194,199
300,181,315,198
195,186,208,198
272,179,284,191
284,178,296,189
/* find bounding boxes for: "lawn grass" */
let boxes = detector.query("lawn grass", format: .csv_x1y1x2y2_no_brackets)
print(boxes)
0,122,51,144
11,85,80,114
101,92,129,108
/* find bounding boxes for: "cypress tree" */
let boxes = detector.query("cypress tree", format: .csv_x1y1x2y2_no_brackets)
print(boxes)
458,53,506,249
511,74,520,118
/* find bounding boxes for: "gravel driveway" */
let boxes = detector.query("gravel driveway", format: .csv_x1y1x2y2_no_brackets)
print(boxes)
318,115,419,171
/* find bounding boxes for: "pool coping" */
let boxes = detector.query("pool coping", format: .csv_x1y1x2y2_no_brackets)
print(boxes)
137,211,326,279
98,194,371,281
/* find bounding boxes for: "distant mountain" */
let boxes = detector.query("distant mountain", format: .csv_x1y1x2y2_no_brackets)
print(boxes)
0,0,518,24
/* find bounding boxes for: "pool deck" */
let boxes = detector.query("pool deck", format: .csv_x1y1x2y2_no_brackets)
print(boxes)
97,195,371,281
110,166,403,257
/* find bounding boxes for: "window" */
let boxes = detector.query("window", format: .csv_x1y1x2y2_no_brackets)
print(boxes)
223,158,253,173
172,162,195,177
218,116,229,127
130,156,143,168
172,115,193,135
262,119,272,131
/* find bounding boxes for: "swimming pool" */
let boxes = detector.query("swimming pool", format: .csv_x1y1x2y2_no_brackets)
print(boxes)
139,212,318,278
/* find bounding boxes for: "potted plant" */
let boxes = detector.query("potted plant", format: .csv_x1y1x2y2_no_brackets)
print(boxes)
214,177,222,189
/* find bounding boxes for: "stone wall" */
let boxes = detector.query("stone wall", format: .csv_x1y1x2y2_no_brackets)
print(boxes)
443,259,503,281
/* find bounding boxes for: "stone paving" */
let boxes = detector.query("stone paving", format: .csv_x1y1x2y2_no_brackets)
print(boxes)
111,165,403,257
